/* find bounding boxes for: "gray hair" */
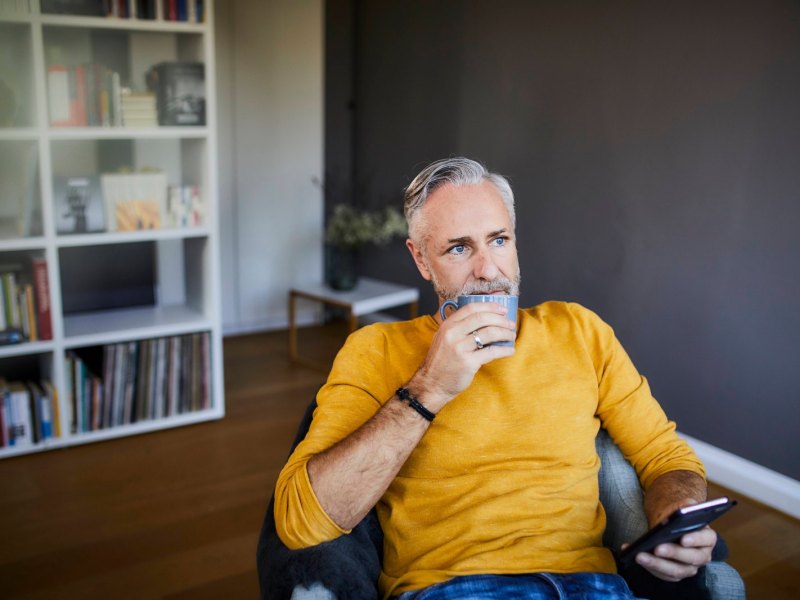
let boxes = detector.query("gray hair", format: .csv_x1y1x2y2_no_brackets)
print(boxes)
403,157,515,243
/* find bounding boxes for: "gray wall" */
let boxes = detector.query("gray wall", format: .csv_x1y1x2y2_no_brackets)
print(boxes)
326,0,800,479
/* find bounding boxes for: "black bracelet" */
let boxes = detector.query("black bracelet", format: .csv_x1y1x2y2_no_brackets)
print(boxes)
395,387,436,422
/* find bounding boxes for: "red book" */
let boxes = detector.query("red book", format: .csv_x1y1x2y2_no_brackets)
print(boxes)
74,65,88,127
168,0,177,21
32,258,52,341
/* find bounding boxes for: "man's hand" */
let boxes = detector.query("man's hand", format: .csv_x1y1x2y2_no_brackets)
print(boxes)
629,470,715,582
412,301,516,411
624,526,718,582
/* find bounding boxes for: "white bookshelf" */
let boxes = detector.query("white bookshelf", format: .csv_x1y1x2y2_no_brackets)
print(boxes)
0,1,224,459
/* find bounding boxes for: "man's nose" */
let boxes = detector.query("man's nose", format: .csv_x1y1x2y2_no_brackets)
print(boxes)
473,247,500,280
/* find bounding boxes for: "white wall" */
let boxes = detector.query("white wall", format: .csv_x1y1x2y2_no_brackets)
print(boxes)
216,0,324,334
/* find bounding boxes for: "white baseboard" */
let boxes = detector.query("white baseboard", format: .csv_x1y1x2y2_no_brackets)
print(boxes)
680,433,800,519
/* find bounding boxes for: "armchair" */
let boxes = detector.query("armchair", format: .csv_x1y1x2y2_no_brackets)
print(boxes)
257,399,745,599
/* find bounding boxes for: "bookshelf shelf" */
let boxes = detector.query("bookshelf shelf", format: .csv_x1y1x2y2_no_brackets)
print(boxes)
39,15,207,34
63,305,210,344
0,129,39,141
47,127,209,140
0,1,223,458
0,238,47,251
56,227,209,247
0,341,55,359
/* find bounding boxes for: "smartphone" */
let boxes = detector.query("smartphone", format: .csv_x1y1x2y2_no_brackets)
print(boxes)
619,497,737,568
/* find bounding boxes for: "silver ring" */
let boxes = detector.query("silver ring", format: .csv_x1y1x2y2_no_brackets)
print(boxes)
472,331,484,350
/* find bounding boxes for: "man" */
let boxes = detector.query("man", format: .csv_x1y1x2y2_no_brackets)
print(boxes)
274,157,717,599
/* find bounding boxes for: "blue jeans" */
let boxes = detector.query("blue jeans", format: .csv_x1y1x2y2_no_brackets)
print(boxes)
396,572,644,600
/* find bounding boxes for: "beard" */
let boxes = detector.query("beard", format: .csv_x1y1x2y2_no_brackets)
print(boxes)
428,264,521,301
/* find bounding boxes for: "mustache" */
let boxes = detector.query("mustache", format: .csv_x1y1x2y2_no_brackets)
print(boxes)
459,276,519,297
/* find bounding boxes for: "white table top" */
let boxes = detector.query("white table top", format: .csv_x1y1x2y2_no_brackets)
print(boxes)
292,277,420,316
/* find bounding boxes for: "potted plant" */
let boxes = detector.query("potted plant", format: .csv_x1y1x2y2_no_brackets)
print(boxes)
325,203,407,290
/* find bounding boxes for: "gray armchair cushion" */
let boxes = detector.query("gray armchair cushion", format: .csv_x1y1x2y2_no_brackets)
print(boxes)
596,429,744,600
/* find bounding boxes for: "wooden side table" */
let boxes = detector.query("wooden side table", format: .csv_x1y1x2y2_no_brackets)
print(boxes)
288,277,420,371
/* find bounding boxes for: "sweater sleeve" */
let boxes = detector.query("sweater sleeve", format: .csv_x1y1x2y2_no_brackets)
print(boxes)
273,325,392,549
567,303,706,490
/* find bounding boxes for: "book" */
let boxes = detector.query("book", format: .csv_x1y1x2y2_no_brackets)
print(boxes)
120,88,157,128
47,65,72,127
0,380,8,446
2,271,20,329
147,62,205,126
102,344,114,429
43,381,60,439
167,184,204,228
21,284,36,341
25,382,42,444
32,258,52,341
7,382,33,447
122,341,137,424
168,335,180,416
65,352,76,434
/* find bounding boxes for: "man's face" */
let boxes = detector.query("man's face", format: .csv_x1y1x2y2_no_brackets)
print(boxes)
406,181,520,305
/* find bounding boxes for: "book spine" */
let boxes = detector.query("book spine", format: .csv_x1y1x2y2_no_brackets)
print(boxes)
168,336,180,416
75,64,87,127
47,65,72,126
26,383,42,444
17,288,29,339
201,331,210,409
42,382,57,439
32,258,52,341
65,353,75,434
135,339,149,422
24,285,37,342
0,280,6,331
77,357,87,433
11,386,33,447
148,338,158,419
0,387,8,447
102,344,114,429
2,273,20,329
5,386,16,445
123,341,138,424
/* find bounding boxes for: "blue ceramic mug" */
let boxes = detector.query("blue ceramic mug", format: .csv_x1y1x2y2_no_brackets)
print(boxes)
439,295,518,346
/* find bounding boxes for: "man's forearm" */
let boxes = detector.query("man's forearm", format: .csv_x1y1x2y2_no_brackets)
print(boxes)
644,470,707,527
307,393,432,530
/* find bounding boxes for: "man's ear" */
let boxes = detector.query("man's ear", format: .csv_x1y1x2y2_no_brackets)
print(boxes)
406,238,432,281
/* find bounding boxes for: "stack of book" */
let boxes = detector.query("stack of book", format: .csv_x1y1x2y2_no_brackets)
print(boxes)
66,332,211,434
47,63,122,128
167,184,203,228
0,257,52,345
0,379,60,448
120,88,158,128
162,0,205,23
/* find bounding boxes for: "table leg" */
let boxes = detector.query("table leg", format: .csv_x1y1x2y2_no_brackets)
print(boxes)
409,300,418,319
288,291,298,362
348,309,358,333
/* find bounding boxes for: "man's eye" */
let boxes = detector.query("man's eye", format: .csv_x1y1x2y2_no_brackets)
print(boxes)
492,237,507,247
448,245,466,255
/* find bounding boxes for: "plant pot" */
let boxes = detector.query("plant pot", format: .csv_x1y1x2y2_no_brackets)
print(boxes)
326,245,359,291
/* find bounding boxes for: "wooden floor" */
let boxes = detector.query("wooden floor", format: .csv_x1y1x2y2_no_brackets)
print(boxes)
0,326,798,599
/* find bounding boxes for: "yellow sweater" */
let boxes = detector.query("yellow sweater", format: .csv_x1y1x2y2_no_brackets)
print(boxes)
274,302,705,598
